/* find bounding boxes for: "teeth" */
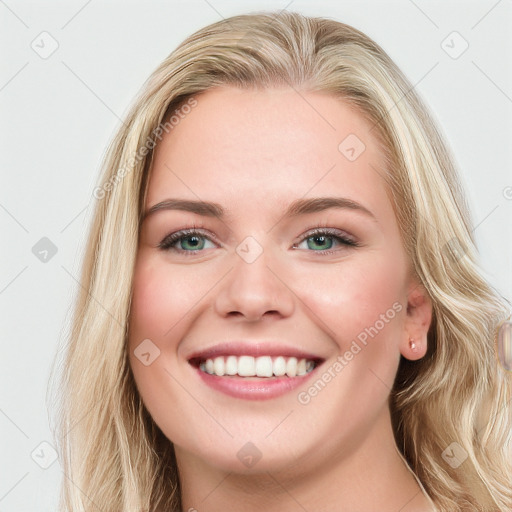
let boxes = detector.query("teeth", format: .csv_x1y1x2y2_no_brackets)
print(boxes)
286,357,297,377
273,356,286,376
198,355,316,378
225,355,237,375
238,355,255,376
213,356,225,376
255,356,273,377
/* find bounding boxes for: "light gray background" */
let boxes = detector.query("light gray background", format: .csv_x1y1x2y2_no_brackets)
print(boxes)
1,1,511,510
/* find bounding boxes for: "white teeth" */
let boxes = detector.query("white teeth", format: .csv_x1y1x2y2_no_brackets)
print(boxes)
198,355,316,378
273,356,286,376
297,358,307,376
213,356,225,376
255,356,273,377
286,356,297,377
225,355,237,375
238,355,255,376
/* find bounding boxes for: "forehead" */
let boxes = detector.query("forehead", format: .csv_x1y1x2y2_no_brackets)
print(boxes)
145,86,392,223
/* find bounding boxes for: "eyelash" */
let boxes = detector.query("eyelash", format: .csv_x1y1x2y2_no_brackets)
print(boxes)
157,223,360,256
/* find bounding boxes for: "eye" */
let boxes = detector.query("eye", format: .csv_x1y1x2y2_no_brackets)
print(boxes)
158,226,360,256
292,227,360,254
158,228,216,254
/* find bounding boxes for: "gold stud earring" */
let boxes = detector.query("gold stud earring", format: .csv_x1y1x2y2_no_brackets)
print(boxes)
409,337,417,352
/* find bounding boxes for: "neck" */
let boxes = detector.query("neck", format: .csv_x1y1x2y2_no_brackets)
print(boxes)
176,407,435,511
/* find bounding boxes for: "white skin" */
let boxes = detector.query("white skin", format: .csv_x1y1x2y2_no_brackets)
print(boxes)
128,86,434,511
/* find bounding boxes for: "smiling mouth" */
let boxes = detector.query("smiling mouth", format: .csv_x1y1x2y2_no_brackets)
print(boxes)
189,355,323,378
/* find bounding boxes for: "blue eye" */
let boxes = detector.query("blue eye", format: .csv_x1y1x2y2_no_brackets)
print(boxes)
158,229,214,253
158,227,359,255
293,228,359,253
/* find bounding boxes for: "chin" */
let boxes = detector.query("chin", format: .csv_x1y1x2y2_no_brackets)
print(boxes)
177,436,306,475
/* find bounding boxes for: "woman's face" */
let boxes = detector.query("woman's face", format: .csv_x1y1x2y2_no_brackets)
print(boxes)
128,86,430,474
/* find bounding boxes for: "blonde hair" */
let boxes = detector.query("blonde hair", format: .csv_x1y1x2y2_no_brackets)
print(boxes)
49,11,512,511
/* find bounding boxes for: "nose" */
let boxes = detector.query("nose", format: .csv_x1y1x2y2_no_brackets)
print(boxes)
213,244,295,322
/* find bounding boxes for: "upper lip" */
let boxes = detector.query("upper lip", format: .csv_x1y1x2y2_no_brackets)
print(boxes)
187,341,325,364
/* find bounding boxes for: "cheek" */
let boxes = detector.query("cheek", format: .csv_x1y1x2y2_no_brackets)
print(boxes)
128,254,206,346
127,256,206,442
296,252,406,438
129,264,169,342
297,250,406,354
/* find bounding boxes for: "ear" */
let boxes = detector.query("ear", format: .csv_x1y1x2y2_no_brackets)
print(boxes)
400,277,433,361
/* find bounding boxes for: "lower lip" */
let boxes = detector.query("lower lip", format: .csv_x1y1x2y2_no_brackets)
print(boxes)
193,365,319,400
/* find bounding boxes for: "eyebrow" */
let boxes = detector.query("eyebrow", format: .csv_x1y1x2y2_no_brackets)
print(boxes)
142,196,376,222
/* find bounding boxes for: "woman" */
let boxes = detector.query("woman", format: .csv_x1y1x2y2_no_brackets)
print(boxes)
51,11,512,511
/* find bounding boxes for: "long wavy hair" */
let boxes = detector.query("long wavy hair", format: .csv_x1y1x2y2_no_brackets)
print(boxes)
49,11,512,511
